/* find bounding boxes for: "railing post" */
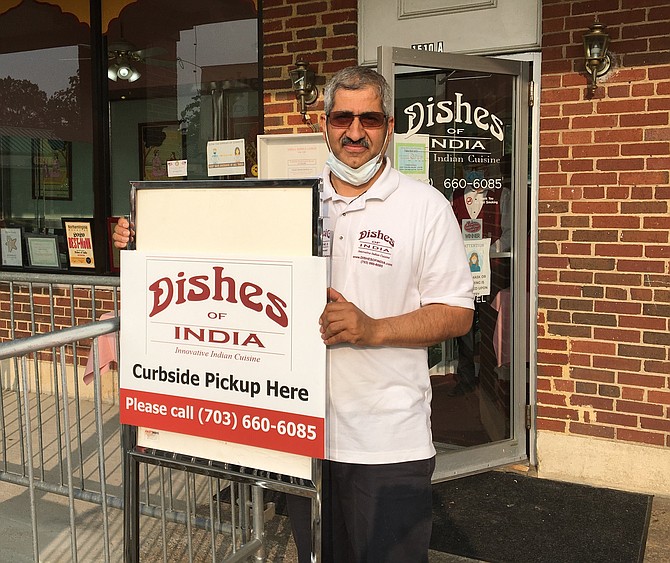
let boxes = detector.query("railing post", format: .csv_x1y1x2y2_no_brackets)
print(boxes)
123,424,140,563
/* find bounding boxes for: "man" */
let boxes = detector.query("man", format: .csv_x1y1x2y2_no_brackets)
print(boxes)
114,66,474,562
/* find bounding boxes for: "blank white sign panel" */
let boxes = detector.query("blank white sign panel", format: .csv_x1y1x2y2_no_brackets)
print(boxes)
133,185,316,256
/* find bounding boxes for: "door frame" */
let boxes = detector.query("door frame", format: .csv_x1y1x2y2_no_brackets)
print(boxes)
377,46,532,481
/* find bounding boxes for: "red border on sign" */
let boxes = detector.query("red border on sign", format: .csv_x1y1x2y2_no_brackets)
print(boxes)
121,389,324,458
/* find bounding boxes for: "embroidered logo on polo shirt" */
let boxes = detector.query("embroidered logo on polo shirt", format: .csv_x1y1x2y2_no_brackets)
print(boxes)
353,228,395,269
322,229,332,257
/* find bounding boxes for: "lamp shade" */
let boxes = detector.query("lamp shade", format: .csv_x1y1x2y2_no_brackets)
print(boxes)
289,61,317,102
108,57,141,82
583,23,609,63
108,63,119,81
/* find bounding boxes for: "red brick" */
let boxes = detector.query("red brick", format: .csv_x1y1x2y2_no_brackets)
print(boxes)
561,159,594,172
594,355,641,371
593,328,642,343
540,117,571,131
632,83,656,97
537,418,568,432
568,422,615,439
285,15,318,29
594,128,644,143
537,405,580,420
646,128,670,141
644,217,670,229
593,216,639,229
617,428,666,446
562,130,593,144
322,35,357,49
622,142,670,156
620,112,669,127
596,158,645,171
571,201,619,214
542,88,583,103
620,171,670,185
606,84,631,98
570,366,615,383
538,391,568,406
648,65,670,80
571,144,619,160
648,390,670,405
322,11,357,25
597,98,647,114
648,97,670,111
596,411,638,427
641,417,670,432
617,399,665,417
571,115,620,129
644,360,670,374
622,387,646,401
542,145,571,159
648,157,670,170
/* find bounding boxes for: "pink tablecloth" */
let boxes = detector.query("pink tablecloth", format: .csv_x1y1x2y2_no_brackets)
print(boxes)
83,312,118,384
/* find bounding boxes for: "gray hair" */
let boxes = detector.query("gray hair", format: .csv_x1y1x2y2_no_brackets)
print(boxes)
323,66,393,116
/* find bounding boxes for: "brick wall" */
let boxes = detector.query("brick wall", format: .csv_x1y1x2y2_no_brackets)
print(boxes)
0,283,119,366
262,0,358,133
539,0,670,447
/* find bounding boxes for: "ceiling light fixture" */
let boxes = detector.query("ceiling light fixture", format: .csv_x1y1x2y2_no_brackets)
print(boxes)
108,55,141,82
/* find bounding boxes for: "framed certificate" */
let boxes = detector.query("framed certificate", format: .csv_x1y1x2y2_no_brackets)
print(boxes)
1,227,24,267
25,233,61,269
62,218,96,269
139,121,186,181
32,139,72,200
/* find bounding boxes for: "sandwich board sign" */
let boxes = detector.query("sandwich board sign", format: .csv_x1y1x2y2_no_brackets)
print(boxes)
119,179,326,479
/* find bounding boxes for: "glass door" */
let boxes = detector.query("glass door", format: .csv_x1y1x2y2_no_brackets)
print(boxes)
378,47,530,480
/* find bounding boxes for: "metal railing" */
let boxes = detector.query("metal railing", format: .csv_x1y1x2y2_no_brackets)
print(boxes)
0,273,315,562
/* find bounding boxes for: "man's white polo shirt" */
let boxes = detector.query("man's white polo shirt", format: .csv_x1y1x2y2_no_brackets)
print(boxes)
321,159,474,464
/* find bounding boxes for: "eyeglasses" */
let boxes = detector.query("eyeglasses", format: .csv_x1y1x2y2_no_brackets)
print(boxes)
327,111,388,129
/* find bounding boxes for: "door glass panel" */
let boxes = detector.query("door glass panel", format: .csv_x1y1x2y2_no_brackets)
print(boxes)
394,68,515,451
106,1,260,218
0,2,93,269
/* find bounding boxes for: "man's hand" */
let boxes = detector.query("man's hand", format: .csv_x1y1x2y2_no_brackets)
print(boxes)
319,288,474,348
112,217,134,249
319,288,379,346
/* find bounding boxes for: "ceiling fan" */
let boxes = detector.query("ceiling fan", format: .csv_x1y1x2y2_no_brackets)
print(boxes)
107,41,168,82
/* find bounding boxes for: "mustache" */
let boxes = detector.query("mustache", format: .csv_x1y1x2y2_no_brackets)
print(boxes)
341,136,370,148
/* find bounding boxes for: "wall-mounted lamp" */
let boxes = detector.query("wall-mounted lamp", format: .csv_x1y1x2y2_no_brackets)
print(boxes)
108,55,141,82
583,22,611,94
289,60,318,118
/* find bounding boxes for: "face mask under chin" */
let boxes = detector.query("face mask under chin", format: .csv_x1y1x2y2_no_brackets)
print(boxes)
326,152,385,186
325,130,389,187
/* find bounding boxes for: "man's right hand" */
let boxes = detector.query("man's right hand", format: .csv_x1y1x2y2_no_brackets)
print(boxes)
112,217,134,249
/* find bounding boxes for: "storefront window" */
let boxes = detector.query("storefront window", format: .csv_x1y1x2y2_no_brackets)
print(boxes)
0,2,93,270
107,2,260,218
0,1,260,273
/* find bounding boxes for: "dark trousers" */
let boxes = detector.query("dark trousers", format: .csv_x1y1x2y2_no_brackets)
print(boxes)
287,457,435,563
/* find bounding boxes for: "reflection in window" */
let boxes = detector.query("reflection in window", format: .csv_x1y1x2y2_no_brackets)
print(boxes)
0,2,92,269
107,2,261,217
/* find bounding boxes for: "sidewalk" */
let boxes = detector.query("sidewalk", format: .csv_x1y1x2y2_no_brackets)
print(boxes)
0,478,666,561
